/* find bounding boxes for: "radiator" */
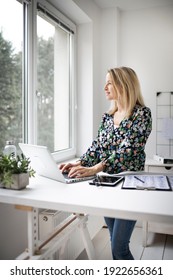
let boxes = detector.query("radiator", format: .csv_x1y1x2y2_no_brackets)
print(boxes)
39,209,104,259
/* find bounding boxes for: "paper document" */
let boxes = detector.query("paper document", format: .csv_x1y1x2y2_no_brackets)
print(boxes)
122,175,171,191
161,118,173,139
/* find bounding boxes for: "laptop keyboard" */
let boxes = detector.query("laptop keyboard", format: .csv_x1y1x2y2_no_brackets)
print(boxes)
62,172,71,179
62,172,95,183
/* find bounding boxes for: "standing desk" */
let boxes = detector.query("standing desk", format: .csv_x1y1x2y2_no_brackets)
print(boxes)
0,175,173,259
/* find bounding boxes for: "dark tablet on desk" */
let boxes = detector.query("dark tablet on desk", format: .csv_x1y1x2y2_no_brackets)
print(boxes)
89,175,124,187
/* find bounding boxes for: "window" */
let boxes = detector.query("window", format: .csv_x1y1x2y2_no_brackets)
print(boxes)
0,0,76,161
37,4,74,160
0,0,23,153
36,2,76,159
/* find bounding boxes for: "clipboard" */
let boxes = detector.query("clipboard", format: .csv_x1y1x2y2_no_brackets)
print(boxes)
122,175,172,191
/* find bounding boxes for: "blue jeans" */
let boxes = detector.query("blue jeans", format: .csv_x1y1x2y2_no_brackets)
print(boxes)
104,217,136,260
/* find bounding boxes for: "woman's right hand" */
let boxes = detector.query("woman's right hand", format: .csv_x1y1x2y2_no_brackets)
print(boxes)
59,161,81,174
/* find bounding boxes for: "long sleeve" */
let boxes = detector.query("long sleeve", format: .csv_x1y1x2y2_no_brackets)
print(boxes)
80,106,152,174
80,116,106,167
103,106,152,173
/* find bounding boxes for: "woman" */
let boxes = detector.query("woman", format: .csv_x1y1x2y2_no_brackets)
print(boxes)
59,67,152,260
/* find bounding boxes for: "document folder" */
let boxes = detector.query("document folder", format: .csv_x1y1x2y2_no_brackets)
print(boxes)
122,175,172,191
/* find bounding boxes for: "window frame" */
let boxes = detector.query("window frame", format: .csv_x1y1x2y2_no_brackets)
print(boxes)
26,0,77,162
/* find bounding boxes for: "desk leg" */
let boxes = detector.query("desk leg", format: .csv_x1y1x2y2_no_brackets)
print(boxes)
78,216,96,260
142,221,148,247
27,208,39,256
15,206,39,259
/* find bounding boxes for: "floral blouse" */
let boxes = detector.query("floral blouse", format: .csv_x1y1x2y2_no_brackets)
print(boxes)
80,105,152,174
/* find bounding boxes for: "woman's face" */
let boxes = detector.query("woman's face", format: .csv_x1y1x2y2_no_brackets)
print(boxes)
104,73,118,101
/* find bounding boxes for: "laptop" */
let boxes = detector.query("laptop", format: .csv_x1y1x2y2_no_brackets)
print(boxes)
19,143,95,184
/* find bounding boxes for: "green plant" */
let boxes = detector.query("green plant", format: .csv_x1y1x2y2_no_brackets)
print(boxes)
0,153,35,187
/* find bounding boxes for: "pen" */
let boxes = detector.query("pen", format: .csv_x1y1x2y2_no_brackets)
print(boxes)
134,176,145,183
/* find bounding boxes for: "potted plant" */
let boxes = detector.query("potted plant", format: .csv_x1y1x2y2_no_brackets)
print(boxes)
0,153,35,190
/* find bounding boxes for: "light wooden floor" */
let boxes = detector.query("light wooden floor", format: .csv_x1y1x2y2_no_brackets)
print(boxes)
78,226,173,260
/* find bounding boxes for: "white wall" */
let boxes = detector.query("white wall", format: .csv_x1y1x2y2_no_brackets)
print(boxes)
74,0,102,155
119,5,173,157
100,8,121,115
76,23,93,155
99,4,173,158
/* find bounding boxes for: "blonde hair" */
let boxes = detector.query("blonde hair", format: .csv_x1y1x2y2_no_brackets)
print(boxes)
108,67,145,117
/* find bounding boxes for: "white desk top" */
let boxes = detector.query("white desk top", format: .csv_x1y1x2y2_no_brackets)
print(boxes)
0,175,173,223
